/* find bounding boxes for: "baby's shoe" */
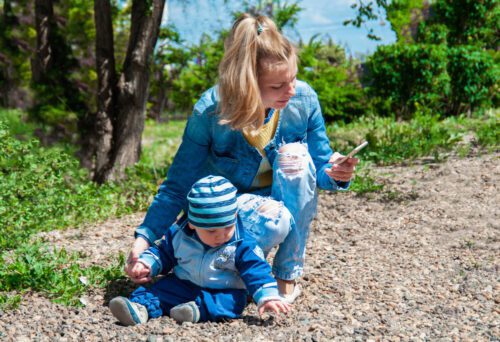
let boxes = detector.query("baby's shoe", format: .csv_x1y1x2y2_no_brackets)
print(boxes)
169,301,200,323
109,296,148,326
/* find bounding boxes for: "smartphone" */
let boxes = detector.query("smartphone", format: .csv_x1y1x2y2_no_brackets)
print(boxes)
332,141,368,165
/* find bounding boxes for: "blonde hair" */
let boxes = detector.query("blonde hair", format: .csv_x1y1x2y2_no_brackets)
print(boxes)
217,14,296,132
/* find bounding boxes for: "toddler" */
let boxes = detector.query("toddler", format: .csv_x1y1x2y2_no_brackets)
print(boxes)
110,175,290,325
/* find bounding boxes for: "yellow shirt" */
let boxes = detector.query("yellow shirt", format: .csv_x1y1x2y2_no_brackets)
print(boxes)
242,110,280,188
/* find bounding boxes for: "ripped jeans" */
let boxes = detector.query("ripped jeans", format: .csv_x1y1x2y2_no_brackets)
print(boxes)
237,142,318,281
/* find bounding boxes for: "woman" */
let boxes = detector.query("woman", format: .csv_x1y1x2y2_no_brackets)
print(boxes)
126,14,357,302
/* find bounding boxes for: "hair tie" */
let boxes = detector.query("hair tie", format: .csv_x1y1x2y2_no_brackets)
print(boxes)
257,23,264,35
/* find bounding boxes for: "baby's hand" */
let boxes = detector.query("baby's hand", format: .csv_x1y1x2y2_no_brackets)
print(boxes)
258,299,291,317
128,261,151,284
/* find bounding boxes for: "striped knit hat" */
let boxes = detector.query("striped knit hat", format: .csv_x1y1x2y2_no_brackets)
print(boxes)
187,175,238,229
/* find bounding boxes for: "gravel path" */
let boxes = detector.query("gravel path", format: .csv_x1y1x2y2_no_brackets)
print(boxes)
1,153,498,341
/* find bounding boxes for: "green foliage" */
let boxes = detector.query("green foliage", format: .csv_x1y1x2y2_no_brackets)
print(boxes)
0,293,21,311
349,167,385,194
436,110,499,152
0,118,171,251
0,0,34,108
365,44,449,118
0,114,187,310
329,109,499,168
0,108,35,136
343,0,389,40
364,112,462,164
416,22,448,45
140,119,186,172
231,0,303,31
30,1,90,125
0,241,125,308
170,33,225,112
272,1,303,30
432,0,499,48
298,37,367,122
385,0,426,42
447,46,498,115
471,111,500,149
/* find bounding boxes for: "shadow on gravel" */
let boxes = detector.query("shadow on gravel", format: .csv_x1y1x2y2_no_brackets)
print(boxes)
103,278,138,306
241,314,292,327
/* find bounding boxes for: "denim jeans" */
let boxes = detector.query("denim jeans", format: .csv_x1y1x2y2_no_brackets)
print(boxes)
237,142,317,281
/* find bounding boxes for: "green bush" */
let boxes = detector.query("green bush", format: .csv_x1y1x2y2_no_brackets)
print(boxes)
365,43,450,118
298,39,368,122
447,46,498,115
0,120,161,251
170,34,225,112
432,0,499,48
0,108,36,136
417,23,448,45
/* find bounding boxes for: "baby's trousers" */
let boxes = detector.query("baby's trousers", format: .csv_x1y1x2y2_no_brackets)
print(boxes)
129,274,247,322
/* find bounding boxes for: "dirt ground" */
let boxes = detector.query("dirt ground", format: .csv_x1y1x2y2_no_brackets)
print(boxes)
0,153,498,341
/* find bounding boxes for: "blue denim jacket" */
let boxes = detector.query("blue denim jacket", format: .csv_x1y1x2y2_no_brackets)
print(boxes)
137,80,347,244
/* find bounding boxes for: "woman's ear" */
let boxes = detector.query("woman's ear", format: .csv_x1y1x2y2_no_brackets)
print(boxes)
187,222,196,230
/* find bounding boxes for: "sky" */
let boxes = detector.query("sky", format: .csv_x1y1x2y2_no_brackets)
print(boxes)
165,0,396,57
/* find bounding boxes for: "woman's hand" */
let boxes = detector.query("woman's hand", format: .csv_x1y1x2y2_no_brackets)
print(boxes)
125,237,151,283
325,152,359,182
258,300,291,317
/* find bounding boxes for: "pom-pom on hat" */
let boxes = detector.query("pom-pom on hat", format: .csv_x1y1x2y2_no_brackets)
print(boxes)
187,175,238,229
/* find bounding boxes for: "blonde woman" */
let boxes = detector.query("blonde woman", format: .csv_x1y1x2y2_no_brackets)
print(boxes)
126,14,358,303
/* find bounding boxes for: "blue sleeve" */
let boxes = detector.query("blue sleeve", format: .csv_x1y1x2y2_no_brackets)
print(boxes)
135,102,213,244
138,226,178,276
235,241,281,306
306,91,350,191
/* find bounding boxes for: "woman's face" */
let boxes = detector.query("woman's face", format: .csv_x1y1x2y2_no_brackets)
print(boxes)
258,57,297,110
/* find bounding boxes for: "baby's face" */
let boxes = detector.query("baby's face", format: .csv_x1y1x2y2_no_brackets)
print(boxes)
189,223,236,248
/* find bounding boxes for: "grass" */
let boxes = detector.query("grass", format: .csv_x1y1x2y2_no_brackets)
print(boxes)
140,119,186,181
0,241,125,308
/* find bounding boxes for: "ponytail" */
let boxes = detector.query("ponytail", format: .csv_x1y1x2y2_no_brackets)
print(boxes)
218,14,296,132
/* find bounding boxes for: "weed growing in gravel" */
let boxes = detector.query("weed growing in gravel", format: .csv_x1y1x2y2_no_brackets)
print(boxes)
0,241,126,309
0,293,21,310
349,168,385,195
329,110,499,166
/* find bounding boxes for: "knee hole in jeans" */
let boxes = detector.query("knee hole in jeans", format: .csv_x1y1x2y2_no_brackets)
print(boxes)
256,200,282,220
278,143,308,176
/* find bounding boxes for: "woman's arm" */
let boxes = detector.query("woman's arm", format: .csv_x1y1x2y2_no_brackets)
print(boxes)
135,100,214,245
128,93,215,272
306,91,355,191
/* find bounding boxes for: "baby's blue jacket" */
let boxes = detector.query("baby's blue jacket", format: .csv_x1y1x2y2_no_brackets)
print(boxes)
138,215,282,307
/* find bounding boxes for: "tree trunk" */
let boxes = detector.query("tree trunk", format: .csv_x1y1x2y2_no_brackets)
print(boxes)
148,68,167,121
93,0,166,183
88,0,117,175
32,0,54,83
